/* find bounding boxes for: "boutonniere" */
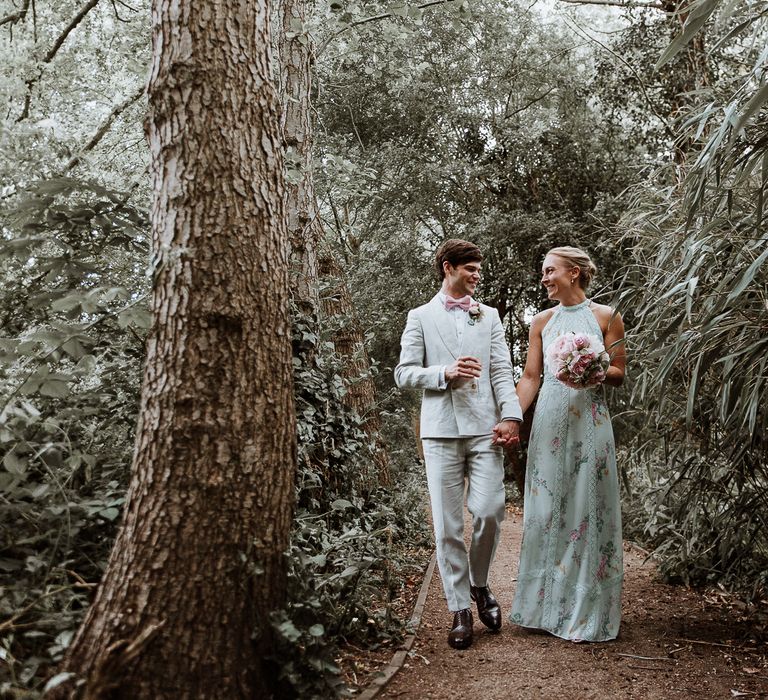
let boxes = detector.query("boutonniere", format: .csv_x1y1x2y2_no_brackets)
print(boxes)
467,303,484,326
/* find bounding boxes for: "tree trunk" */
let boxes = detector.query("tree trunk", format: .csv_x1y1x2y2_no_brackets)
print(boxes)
278,0,322,321
56,2,295,698
319,244,390,489
276,0,388,489
664,0,712,162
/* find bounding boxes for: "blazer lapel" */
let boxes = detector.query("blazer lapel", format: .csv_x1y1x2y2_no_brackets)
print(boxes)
427,295,460,359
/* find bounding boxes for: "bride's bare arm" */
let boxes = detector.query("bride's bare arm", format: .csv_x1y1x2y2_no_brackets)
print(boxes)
516,312,549,413
602,308,626,387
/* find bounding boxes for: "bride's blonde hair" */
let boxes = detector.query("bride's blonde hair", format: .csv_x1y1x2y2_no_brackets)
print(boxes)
547,246,597,290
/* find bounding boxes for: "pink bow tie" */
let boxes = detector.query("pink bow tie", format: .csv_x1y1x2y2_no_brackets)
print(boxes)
444,295,472,311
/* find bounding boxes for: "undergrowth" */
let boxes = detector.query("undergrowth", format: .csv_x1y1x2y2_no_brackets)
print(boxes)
0,179,431,698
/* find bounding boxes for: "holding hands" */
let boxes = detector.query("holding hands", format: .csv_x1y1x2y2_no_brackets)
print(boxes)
492,420,520,447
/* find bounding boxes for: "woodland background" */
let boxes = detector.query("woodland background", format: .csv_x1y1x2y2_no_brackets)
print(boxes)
0,0,766,696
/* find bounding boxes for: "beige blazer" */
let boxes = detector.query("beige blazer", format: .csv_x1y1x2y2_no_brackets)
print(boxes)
394,294,523,438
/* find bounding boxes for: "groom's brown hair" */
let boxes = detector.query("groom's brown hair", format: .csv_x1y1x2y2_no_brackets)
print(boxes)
434,239,483,280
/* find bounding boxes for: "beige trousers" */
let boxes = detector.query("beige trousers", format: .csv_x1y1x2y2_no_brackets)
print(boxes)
421,435,506,612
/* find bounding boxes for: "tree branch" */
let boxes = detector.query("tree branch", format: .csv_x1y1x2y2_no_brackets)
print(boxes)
44,0,101,63
0,0,31,28
17,0,102,121
318,0,457,55
564,18,677,140
350,0,456,26
110,0,137,22
64,86,145,172
504,86,556,119
558,0,666,9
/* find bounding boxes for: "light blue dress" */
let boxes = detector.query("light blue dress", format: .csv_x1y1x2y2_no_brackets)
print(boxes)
510,299,623,641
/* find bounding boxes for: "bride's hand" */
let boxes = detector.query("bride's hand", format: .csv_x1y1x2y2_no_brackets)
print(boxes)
492,420,520,447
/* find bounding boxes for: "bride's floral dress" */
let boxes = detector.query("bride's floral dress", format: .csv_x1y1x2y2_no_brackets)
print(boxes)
510,299,623,641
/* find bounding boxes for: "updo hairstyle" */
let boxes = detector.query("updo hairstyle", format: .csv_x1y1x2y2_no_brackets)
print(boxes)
547,246,597,290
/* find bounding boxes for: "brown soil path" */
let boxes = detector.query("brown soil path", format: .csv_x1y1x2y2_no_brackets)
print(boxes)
379,505,768,699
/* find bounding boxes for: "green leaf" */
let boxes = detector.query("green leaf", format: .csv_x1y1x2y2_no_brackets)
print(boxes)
44,672,75,693
3,451,27,475
340,565,359,578
725,246,768,303
50,295,83,313
62,337,87,359
685,355,704,429
331,499,353,510
655,0,718,69
731,82,768,139
278,620,302,642
99,507,121,521
308,624,325,637
40,380,70,398
118,306,152,329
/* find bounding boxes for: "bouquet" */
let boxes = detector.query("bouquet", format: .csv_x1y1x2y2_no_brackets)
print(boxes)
545,332,610,390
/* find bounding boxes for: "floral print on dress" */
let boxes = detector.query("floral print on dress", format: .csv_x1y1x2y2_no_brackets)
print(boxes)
510,298,623,642
572,441,588,475
569,518,588,542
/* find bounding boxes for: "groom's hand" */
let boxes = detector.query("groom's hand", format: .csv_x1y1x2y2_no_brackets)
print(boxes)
445,356,482,382
492,420,520,447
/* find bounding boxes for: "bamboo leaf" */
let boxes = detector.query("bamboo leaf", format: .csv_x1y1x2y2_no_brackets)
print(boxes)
656,0,719,69
731,82,768,141
725,246,768,303
685,355,704,429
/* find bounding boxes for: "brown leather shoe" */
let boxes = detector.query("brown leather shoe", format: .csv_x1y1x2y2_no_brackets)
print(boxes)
471,585,502,631
448,608,473,649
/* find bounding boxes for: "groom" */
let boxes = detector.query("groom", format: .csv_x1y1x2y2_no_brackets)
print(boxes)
395,239,522,650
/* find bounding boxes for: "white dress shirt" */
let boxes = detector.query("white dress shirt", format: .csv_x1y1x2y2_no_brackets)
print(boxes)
437,292,470,388
437,292,520,423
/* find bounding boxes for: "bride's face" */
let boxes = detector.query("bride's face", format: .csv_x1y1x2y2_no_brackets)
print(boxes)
541,254,577,301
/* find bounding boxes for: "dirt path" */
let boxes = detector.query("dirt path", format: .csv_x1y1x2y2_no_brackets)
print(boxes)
378,505,768,699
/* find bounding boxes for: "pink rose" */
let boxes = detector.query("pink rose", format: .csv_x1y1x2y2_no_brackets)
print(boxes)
573,334,589,349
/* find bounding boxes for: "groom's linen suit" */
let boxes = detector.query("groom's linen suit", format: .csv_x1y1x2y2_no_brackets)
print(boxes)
395,293,523,611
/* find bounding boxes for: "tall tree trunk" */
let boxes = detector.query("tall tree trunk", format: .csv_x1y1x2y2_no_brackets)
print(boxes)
319,243,390,489
662,0,712,162
277,0,389,489
278,0,322,321
56,1,295,698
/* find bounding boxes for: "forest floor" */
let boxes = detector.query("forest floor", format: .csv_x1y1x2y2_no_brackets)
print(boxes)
356,504,768,700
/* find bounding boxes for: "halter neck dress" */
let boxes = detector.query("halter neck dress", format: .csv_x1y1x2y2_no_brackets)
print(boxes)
510,299,623,641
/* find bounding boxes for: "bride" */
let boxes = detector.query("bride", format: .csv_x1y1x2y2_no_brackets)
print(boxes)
502,246,626,642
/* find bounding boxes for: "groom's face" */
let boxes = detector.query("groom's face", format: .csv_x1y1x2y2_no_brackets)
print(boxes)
444,260,481,297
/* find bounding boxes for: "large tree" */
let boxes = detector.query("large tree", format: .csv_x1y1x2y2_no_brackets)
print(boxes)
54,0,295,697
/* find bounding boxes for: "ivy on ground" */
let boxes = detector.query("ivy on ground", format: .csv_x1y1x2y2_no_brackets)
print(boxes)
0,180,431,698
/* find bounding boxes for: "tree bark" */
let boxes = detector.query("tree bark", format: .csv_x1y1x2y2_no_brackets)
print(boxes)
278,0,322,321
56,1,295,698
319,244,390,489
277,0,388,489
